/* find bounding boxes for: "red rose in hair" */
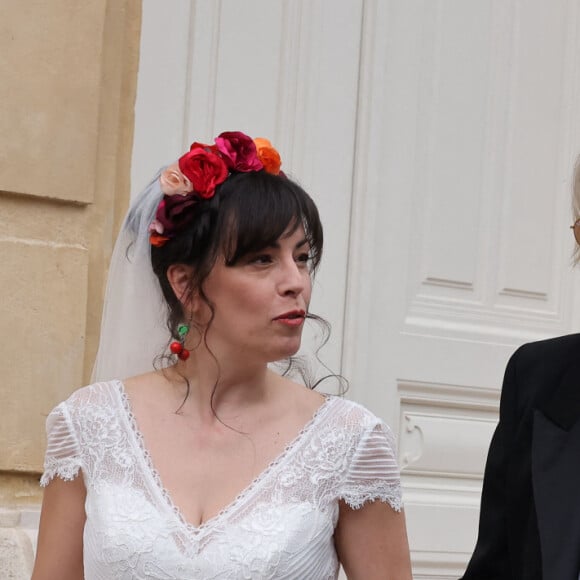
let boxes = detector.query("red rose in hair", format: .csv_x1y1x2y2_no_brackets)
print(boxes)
178,147,228,199
189,141,219,154
215,131,263,172
253,138,282,175
154,195,199,237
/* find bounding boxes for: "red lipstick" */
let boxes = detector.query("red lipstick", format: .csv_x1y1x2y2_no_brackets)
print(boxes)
274,309,306,327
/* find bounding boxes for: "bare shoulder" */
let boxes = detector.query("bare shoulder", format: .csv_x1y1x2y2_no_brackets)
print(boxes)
122,370,167,395
273,373,326,411
120,370,180,418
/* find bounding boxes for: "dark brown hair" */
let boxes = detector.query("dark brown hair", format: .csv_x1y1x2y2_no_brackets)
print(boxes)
150,170,324,347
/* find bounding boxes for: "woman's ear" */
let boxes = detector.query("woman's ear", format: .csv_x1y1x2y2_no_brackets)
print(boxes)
166,264,194,306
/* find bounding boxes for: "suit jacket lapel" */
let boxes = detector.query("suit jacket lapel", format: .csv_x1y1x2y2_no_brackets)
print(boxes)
542,357,580,430
532,359,580,580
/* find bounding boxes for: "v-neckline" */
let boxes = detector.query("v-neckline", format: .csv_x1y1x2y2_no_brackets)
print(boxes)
114,379,333,535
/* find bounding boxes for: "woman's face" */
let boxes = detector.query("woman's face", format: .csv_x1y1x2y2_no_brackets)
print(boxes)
198,224,313,364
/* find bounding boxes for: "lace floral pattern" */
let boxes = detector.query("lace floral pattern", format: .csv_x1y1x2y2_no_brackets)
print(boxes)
40,455,82,485
340,481,403,511
41,381,403,579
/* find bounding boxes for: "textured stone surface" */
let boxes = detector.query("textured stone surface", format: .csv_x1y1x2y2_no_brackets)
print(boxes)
0,0,140,568
0,0,107,202
0,474,43,507
0,510,33,579
0,509,20,528
0,0,140,478
0,240,89,472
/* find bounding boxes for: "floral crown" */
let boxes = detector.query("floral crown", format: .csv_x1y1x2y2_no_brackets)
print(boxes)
149,131,282,247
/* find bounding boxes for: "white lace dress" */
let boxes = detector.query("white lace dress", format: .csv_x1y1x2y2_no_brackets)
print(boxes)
41,381,402,580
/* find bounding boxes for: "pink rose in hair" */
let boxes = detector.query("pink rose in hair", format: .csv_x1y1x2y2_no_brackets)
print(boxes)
159,163,194,196
178,147,228,199
215,131,264,172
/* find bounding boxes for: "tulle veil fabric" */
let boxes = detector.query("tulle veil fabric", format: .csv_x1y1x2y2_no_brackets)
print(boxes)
92,169,172,382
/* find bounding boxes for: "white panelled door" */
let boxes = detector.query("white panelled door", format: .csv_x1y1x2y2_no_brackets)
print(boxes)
133,1,580,578
132,0,364,380
347,1,580,577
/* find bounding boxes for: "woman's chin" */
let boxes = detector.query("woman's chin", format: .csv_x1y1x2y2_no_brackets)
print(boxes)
268,341,302,363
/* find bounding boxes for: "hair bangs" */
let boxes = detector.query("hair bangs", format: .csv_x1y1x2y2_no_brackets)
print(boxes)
217,172,323,270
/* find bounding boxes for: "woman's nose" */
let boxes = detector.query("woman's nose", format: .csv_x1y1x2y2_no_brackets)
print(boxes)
278,258,306,296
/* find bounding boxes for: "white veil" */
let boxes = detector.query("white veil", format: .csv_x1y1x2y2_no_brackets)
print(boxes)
92,169,172,382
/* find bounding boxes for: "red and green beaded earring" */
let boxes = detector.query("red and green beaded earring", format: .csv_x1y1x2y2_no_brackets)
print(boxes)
169,323,190,361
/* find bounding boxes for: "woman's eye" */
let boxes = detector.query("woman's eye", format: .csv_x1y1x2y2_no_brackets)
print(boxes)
250,254,273,265
296,253,312,266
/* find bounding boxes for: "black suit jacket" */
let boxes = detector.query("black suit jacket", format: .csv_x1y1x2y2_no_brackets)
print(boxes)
461,333,580,580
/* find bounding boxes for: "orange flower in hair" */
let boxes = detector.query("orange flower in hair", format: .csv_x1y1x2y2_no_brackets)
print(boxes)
254,138,281,175
150,232,170,247
150,131,287,247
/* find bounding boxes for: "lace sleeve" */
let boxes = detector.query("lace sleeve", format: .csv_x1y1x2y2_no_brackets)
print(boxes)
339,421,403,512
40,402,83,486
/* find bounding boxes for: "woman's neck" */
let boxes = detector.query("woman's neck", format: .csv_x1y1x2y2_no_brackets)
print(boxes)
165,348,277,423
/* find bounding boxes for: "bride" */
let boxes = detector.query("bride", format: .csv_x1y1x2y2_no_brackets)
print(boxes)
31,131,412,579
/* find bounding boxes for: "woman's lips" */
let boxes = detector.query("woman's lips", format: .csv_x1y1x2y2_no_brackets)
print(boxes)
275,317,305,327
274,310,306,327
